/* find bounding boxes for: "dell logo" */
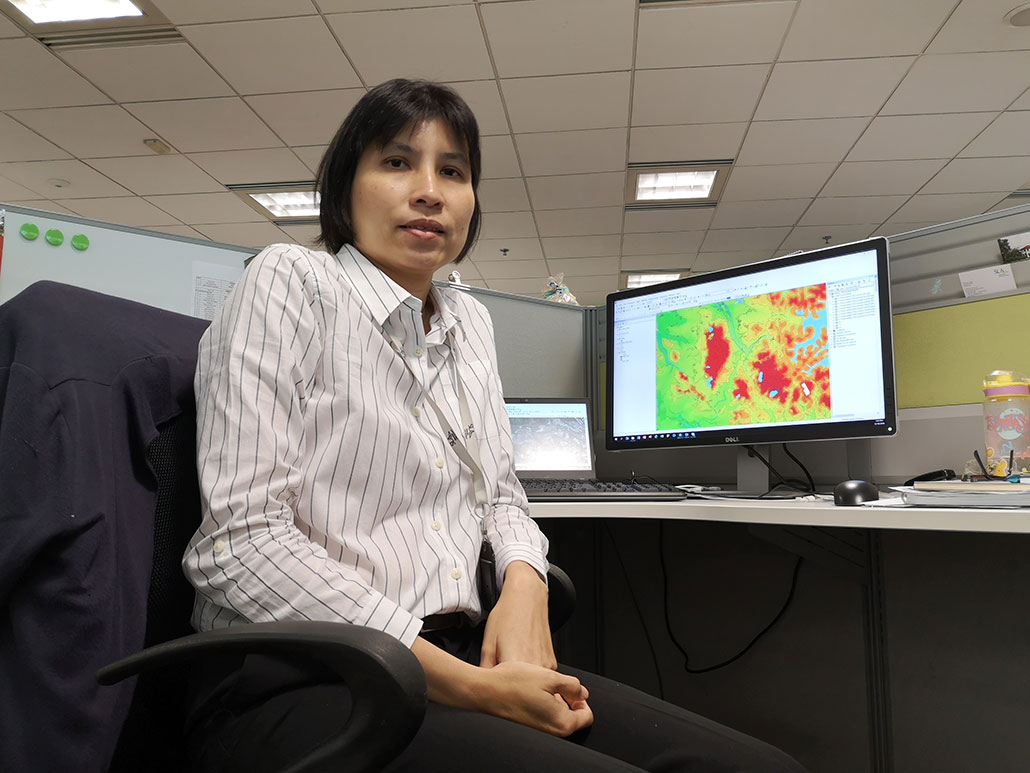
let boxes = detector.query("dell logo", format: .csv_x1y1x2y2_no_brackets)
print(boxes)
724,436,740,443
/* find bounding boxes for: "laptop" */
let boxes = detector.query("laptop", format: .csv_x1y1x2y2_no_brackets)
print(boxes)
503,398,686,501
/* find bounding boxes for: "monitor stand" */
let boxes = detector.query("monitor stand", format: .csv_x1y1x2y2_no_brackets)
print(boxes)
715,445,799,498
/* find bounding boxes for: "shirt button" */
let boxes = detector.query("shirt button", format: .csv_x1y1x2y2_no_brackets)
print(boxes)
434,457,445,468
213,539,225,554
413,346,424,357
431,520,442,531
412,406,422,418
450,568,463,580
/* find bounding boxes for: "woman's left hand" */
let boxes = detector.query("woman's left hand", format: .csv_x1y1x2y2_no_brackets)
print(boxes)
480,561,557,670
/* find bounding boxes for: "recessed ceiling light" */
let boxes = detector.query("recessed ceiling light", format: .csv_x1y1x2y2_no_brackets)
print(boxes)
624,272,684,288
249,191,320,219
8,0,143,24
1005,4,1030,26
625,161,732,208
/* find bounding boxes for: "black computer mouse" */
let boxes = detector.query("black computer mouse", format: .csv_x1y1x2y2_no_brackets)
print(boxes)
833,479,879,506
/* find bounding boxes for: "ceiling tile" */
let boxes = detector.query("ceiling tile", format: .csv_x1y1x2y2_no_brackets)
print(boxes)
187,149,312,185
547,256,620,276
570,292,608,307
960,111,1030,158
143,224,206,239
632,65,770,126
621,253,697,271
701,227,791,252
446,81,509,136
628,123,747,164
882,52,1030,115
711,198,811,229
887,193,1009,224
927,0,1030,54
475,259,549,279
194,222,291,248
636,1,794,69
1011,90,1030,111
0,177,50,199
327,6,492,83
501,73,630,134
478,178,530,212
482,0,635,78
798,196,909,226
0,12,24,37
0,159,128,199
246,90,364,147
821,159,947,196
481,135,521,179
181,17,360,95
125,98,282,153
0,113,69,161
58,43,233,102
11,105,163,158
622,208,714,233
526,172,625,210
0,39,109,110
486,277,552,295
737,118,870,165
516,128,626,176
436,261,481,282
921,157,1030,194
755,58,913,120
144,192,267,224
847,113,997,161
56,196,181,227
151,0,318,23
779,225,877,254
558,274,619,294
85,155,223,195
780,0,956,60
623,231,705,256
541,235,621,259
692,251,774,272
880,220,949,235
534,207,624,237
4,199,78,215
478,211,537,239
468,237,542,262
319,0,470,9
278,223,322,248
292,145,327,174
722,163,836,202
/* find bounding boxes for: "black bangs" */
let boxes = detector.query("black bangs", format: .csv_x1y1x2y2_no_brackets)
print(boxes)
315,79,482,263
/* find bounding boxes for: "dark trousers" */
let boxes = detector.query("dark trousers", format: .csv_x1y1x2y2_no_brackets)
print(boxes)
184,625,806,773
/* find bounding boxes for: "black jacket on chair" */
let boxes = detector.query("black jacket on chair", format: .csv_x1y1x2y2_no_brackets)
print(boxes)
0,281,209,772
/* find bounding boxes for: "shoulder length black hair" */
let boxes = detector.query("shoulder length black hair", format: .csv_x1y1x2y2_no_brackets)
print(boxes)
315,78,482,263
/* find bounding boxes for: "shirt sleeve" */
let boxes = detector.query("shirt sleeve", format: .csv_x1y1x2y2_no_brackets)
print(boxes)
465,302,550,588
182,245,422,647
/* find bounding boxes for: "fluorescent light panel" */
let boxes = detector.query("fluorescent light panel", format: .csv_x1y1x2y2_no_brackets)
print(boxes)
249,191,320,219
625,272,682,288
635,170,716,201
10,0,142,23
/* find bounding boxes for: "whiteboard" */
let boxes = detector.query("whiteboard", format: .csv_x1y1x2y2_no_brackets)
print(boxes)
0,204,253,318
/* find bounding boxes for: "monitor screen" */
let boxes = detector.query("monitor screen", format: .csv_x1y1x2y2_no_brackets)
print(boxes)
606,237,897,451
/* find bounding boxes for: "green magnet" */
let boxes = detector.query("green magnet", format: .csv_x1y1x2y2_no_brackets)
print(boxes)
70,233,90,251
20,222,39,241
45,229,64,246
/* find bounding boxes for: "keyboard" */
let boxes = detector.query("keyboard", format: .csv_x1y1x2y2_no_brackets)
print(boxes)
519,478,688,502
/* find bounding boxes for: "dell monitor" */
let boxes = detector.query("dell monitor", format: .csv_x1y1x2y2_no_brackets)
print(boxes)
606,236,896,492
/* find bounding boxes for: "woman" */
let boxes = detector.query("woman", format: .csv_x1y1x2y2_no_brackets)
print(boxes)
183,78,806,772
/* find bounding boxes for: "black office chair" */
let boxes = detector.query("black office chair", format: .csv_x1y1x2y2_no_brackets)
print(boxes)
0,280,575,773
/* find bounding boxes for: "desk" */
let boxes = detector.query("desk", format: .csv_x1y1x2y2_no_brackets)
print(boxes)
530,497,1030,773
530,497,1030,534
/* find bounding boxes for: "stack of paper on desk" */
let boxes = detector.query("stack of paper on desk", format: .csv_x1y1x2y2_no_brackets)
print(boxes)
892,480,1030,507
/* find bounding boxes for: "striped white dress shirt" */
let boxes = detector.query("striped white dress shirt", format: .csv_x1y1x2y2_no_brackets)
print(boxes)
183,243,549,647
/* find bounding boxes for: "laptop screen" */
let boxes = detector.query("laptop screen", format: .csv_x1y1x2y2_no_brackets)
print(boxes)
503,398,594,478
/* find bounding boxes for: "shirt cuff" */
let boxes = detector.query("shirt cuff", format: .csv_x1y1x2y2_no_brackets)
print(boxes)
360,593,423,648
492,544,550,590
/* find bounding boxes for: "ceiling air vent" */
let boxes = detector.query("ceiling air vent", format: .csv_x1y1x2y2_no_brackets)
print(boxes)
39,25,182,50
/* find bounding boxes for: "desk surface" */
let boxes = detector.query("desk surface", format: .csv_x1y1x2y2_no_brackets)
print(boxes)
528,497,1030,534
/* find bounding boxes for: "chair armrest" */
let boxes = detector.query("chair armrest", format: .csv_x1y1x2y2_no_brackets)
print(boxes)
547,564,576,632
96,621,426,773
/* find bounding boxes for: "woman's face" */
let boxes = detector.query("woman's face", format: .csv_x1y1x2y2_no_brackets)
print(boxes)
350,119,476,296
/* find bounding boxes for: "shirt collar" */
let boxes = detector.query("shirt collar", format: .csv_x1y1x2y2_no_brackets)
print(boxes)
336,243,465,340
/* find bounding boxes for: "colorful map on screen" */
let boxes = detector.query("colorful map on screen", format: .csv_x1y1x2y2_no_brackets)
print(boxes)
656,284,831,430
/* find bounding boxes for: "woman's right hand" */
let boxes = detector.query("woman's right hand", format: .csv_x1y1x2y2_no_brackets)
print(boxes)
476,660,593,737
